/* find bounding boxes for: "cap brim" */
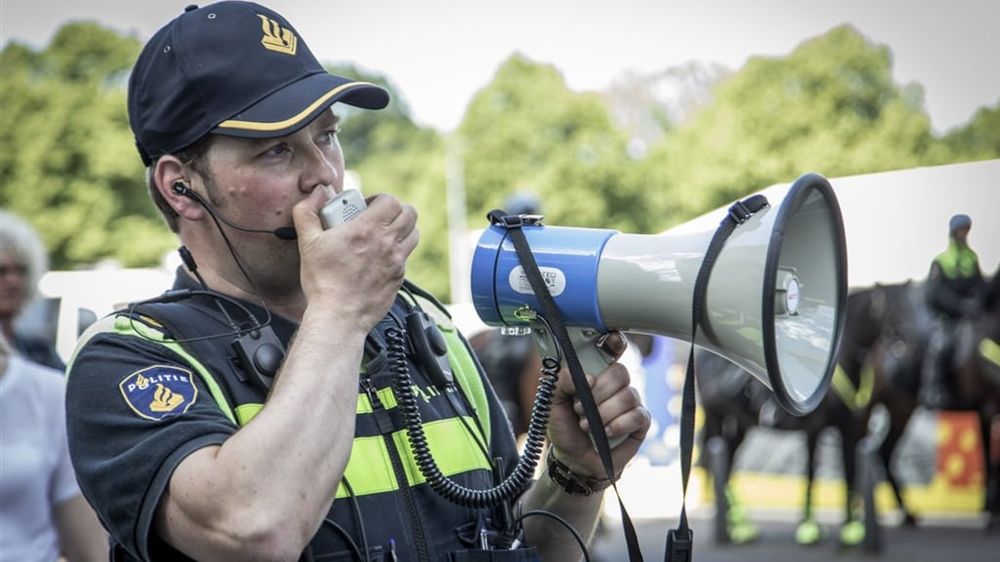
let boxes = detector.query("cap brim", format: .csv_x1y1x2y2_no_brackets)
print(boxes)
213,73,389,138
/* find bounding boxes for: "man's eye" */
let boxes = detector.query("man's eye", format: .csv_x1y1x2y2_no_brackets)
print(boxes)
265,143,290,157
320,129,339,144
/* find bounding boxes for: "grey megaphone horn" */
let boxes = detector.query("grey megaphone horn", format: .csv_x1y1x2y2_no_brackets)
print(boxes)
470,173,847,416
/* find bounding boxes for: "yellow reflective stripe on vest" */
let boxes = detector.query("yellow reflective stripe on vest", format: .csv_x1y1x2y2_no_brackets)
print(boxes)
334,415,491,498
980,338,1000,368
356,386,399,413
402,292,492,445
235,403,264,425
441,327,491,444
114,316,236,424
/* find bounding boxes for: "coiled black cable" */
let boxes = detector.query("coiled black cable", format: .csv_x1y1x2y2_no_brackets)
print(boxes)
385,326,559,509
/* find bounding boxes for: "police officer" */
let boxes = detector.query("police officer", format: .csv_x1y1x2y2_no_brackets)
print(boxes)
919,213,985,408
64,3,650,561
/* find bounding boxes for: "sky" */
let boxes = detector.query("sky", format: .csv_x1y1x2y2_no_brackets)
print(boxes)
2,0,998,133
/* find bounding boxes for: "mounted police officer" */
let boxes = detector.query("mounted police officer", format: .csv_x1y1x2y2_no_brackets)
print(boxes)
64,2,650,561
920,213,985,408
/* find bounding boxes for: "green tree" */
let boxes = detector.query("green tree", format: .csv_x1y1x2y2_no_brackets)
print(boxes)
639,25,947,224
1,23,174,268
458,54,650,233
942,100,1000,160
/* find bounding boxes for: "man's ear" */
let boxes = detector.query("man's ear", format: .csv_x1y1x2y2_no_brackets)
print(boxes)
153,156,206,221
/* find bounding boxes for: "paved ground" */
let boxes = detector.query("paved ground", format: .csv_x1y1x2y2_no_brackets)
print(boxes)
589,512,1000,562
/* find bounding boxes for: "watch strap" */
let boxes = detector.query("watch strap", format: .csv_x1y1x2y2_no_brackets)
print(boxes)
546,447,613,496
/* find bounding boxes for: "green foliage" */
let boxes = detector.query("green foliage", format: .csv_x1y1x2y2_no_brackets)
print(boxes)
459,54,650,233
325,63,414,162
1,23,174,268
637,25,946,224
942,100,1000,160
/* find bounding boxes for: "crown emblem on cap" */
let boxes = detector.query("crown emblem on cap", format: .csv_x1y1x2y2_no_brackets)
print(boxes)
258,14,297,55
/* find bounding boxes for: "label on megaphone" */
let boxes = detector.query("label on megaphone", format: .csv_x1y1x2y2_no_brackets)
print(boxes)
509,266,567,296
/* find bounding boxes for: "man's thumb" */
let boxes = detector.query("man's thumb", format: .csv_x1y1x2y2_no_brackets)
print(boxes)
292,187,332,242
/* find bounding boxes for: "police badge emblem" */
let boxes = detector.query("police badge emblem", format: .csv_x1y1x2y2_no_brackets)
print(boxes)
119,365,198,421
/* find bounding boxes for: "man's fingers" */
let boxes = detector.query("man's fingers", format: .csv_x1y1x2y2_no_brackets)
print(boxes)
391,204,419,242
571,363,629,414
361,193,404,226
577,386,644,434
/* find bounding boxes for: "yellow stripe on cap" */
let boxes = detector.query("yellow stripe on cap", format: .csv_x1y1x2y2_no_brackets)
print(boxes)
217,81,380,132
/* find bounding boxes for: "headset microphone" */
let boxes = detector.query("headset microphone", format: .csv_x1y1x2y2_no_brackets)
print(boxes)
171,181,297,240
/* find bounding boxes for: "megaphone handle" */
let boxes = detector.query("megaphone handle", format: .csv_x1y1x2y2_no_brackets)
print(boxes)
531,325,627,449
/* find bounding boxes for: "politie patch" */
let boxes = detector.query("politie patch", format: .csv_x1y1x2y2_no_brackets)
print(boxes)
119,365,198,421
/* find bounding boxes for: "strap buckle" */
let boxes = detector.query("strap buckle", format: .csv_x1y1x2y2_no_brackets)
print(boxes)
487,209,544,228
727,200,752,224
666,528,693,562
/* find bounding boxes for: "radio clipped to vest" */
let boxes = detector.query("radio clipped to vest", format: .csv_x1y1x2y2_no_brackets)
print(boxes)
232,327,285,391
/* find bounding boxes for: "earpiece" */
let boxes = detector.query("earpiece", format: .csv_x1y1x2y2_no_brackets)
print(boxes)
172,180,191,196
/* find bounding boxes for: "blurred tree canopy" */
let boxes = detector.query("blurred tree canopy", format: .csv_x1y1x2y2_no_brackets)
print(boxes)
459,54,653,234
1,23,997,300
636,25,954,222
0,23,175,268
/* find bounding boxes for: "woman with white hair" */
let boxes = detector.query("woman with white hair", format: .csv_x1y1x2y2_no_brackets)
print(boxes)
0,209,64,370
1,209,108,559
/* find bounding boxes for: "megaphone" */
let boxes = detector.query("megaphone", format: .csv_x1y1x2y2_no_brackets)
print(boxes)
470,173,847,416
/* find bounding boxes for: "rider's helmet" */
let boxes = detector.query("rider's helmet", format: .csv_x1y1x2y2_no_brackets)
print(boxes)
949,213,972,234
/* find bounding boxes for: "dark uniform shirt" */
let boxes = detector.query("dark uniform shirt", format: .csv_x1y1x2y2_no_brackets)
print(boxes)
65,272,520,561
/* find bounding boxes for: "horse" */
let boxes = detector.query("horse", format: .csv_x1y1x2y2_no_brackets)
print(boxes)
698,281,928,546
949,273,1000,527
871,273,1000,529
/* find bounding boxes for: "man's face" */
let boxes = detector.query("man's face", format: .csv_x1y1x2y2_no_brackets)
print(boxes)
953,226,970,245
199,109,345,228
188,109,346,290
0,251,28,321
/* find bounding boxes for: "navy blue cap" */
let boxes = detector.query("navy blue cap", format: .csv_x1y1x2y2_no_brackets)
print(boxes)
949,213,972,233
128,1,389,165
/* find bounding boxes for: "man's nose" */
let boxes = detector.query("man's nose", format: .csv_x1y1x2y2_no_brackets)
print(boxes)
300,146,339,193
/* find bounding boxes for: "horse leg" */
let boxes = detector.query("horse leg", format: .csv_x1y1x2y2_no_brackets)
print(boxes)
796,428,823,545
839,423,866,546
881,404,918,526
724,424,759,544
702,413,730,542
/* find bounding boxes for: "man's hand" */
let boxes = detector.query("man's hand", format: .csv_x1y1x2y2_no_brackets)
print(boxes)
545,332,651,479
293,188,419,332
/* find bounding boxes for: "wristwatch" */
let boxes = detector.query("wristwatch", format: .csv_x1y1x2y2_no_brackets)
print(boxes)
546,447,613,496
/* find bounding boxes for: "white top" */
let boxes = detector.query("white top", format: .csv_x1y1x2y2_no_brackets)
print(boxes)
1,356,81,562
